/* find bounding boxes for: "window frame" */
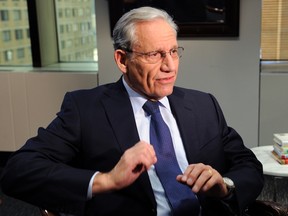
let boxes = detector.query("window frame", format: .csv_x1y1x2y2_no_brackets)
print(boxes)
260,0,288,73
26,0,42,67
25,0,98,71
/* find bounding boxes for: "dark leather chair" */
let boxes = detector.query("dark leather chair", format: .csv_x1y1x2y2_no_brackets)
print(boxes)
40,209,59,216
40,200,288,216
245,200,288,216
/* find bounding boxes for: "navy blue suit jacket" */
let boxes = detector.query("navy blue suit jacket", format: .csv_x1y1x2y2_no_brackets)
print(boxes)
1,78,263,216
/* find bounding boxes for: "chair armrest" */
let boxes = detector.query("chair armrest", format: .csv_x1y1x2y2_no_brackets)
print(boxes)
245,200,288,216
40,209,59,216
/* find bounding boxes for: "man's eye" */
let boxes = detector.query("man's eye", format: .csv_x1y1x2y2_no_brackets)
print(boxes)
148,52,159,57
171,49,178,54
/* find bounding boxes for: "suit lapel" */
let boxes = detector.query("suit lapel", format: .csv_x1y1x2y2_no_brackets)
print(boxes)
100,79,156,208
168,88,201,164
101,80,139,152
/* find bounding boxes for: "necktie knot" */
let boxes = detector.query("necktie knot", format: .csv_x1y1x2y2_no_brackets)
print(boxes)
143,100,160,116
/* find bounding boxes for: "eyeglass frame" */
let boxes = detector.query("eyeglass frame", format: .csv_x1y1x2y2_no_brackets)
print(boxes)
124,47,184,64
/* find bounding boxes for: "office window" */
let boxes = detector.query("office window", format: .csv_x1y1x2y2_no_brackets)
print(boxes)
65,8,71,17
15,29,23,40
0,0,98,68
4,50,13,61
73,23,78,32
61,40,65,49
0,0,31,65
58,8,63,18
72,8,78,17
2,30,11,42
78,8,83,16
59,25,64,34
13,9,21,21
261,0,288,60
55,0,98,62
17,48,24,59
0,10,9,21
26,28,30,38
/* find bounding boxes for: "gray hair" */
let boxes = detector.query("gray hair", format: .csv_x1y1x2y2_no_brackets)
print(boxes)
112,6,178,50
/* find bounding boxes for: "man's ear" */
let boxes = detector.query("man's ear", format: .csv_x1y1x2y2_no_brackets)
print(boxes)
114,49,128,73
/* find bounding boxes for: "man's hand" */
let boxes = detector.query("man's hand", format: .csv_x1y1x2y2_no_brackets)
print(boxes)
176,163,229,198
92,141,157,194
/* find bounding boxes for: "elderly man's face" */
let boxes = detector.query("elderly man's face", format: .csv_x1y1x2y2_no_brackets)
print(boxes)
122,19,179,100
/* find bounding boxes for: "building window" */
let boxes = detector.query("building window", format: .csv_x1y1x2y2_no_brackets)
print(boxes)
0,0,98,69
13,9,21,21
58,8,63,18
0,0,31,66
59,25,64,34
15,29,23,40
2,30,11,42
55,0,98,63
17,48,25,59
65,8,71,17
0,10,9,21
26,28,30,38
4,50,13,61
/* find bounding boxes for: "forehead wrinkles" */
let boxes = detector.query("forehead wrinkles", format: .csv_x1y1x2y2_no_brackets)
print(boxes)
133,20,177,51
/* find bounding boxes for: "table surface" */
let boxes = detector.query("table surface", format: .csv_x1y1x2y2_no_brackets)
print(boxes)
251,145,288,177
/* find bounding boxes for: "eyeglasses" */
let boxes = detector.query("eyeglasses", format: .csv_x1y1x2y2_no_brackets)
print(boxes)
125,47,184,64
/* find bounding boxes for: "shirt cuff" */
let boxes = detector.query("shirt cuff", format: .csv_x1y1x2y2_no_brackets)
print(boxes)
87,171,99,200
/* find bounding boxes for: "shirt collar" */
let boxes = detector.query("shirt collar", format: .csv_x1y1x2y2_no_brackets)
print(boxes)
122,77,171,112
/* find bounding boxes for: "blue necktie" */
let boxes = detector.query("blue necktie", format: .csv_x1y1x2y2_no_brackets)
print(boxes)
143,100,200,216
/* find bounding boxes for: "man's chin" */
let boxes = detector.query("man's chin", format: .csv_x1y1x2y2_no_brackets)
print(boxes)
155,89,174,99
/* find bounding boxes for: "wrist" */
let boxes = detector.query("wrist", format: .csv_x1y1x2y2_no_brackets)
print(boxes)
222,177,235,198
92,172,115,195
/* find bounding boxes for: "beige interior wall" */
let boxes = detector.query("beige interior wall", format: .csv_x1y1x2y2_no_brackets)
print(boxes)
0,72,98,151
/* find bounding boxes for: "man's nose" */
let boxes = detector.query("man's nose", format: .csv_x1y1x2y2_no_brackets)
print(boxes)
161,54,177,72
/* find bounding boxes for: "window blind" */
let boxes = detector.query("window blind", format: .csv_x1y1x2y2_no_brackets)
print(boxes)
261,0,288,60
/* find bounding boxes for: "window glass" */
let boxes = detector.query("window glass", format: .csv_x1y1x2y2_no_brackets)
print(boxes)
261,0,288,61
0,10,9,21
1,0,98,68
15,29,23,40
13,9,21,20
2,30,11,41
0,0,32,65
55,0,98,62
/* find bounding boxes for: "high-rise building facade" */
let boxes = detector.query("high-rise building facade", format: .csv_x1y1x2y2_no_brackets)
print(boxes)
55,0,97,62
0,0,31,65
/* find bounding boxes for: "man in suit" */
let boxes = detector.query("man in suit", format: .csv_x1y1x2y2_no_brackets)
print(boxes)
1,6,263,216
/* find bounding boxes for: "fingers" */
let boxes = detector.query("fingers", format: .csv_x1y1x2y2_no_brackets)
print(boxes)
108,141,157,190
177,163,222,194
94,141,157,193
130,141,157,171
122,141,157,174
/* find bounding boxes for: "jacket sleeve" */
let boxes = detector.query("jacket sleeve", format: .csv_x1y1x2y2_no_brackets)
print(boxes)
205,94,264,215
